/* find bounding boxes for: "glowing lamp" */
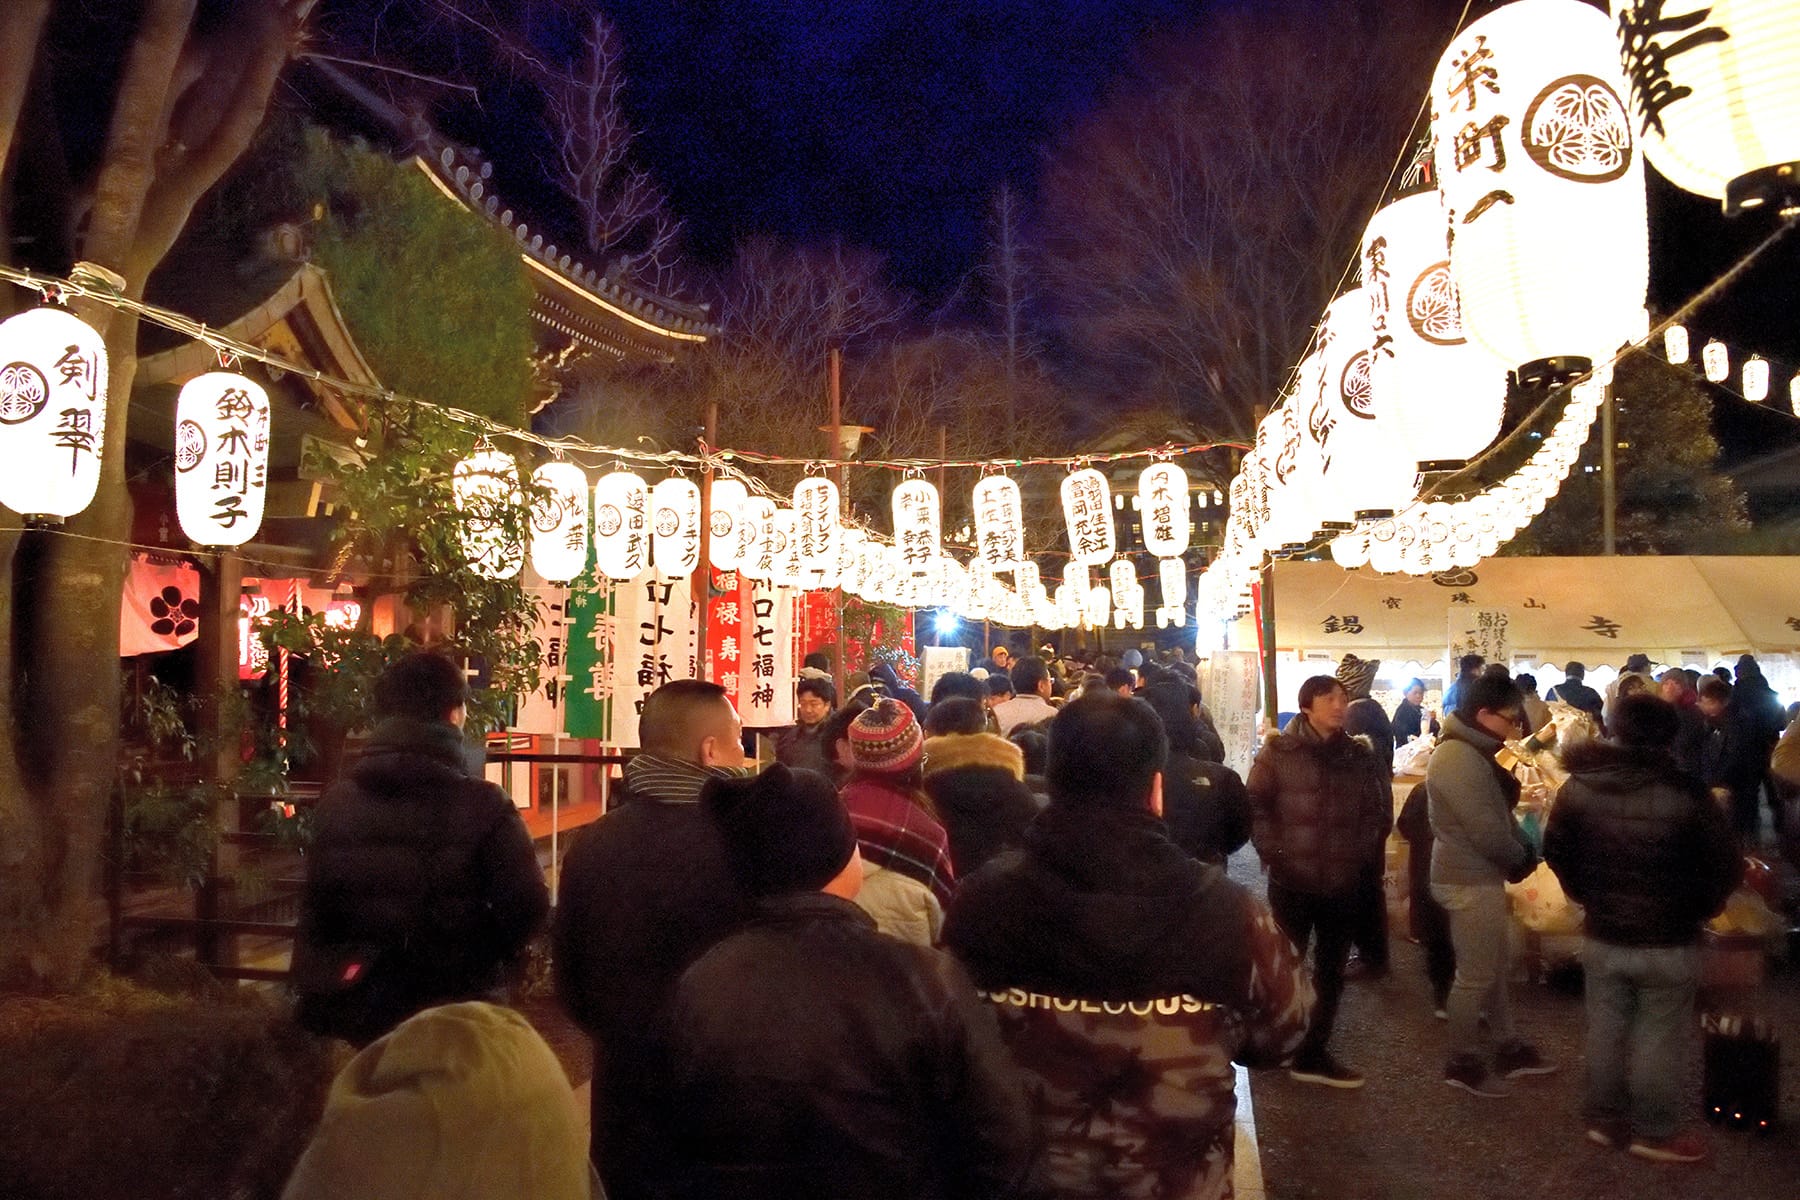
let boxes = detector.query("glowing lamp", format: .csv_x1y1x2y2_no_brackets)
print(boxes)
651,477,701,578
1158,557,1186,612
1744,356,1770,403
0,306,109,522
840,526,868,595
1664,324,1690,363
892,479,941,576
529,460,590,583
1610,1,1800,215
793,476,842,587
1331,523,1373,569
1703,339,1729,382
973,475,1025,569
767,508,801,588
736,495,776,580
1362,191,1509,464
593,469,650,580
453,447,523,580
1790,374,1800,416
1431,0,1648,374
1061,468,1115,565
1138,463,1191,557
707,476,749,570
1308,287,1421,520
174,371,270,547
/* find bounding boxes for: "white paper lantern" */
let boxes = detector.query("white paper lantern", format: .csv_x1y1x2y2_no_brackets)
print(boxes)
1061,468,1115,565
651,477,702,578
1744,356,1770,403
1790,374,1800,416
1084,584,1112,628
1703,339,1729,382
1367,515,1406,574
840,526,868,595
1664,323,1690,364
1330,522,1373,569
1108,559,1136,611
772,508,802,588
1138,463,1191,557
1610,1,1800,212
1362,191,1510,465
453,447,523,580
708,476,749,570
1306,287,1423,521
174,371,270,547
1158,557,1186,612
1431,0,1648,372
973,475,1025,569
529,460,590,582
793,476,842,585
593,469,651,580
736,495,776,578
0,307,109,521
892,479,941,576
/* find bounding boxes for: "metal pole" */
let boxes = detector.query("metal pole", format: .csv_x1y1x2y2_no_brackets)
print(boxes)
1259,561,1280,726
830,349,848,700
1600,382,1616,556
693,400,718,677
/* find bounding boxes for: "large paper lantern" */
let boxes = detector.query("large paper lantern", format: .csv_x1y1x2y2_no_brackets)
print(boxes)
707,476,748,570
651,477,702,578
973,475,1025,569
1663,324,1690,364
1363,191,1509,465
772,508,802,588
593,469,650,580
1431,0,1648,373
840,526,868,595
1703,339,1729,381
892,479,941,576
793,476,841,585
1158,557,1186,611
1256,401,1325,548
1061,468,1115,565
1138,463,1191,557
1307,288,1421,522
1610,1,1800,213
1744,356,1770,403
529,459,590,583
453,447,523,580
736,495,776,578
174,371,270,547
0,306,108,522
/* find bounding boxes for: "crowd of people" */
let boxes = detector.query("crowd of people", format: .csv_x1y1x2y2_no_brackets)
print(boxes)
277,640,1796,1196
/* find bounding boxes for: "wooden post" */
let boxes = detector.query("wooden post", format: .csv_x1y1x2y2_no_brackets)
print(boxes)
193,550,243,971
1600,382,1616,556
692,400,718,677
829,349,848,701
1259,561,1280,727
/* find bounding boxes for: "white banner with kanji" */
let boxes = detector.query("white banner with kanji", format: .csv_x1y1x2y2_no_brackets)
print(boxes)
608,572,698,748
741,578,796,729
514,572,572,735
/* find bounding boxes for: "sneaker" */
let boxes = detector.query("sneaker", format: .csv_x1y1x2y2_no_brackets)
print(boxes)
1494,1041,1559,1079
1289,1053,1365,1089
1443,1055,1509,1097
1586,1119,1629,1149
1628,1130,1710,1164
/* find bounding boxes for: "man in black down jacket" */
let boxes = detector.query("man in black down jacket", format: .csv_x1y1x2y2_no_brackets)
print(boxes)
1140,683,1251,863
1544,694,1740,1164
663,764,1039,1200
293,652,548,1047
944,695,1311,1200
554,679,754,1198
1247,675,1391,1089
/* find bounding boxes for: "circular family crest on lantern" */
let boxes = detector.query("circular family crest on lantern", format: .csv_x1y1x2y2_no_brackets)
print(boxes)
1340,350,1374,419
1522,74,1633,183
0,362,48,424
1406,262,1465,346
532,494,565,532
654,507,680,537
174,420,207,471
595,505,622,536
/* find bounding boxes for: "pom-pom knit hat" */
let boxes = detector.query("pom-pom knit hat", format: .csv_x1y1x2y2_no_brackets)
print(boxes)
849,697,925,774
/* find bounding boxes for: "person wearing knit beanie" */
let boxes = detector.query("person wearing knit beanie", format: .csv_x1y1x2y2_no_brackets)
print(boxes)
703,765,860,898
849,698,926,775
1335,653,1379,700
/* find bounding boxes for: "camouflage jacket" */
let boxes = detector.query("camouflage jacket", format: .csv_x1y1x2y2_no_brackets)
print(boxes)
944,803,1313,1200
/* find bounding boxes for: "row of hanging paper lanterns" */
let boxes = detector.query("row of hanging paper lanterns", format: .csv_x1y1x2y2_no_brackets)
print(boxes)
1663,324,1797,411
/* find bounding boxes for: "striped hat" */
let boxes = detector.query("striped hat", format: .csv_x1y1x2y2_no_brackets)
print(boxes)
1336,653,1379,698
849,698,924,774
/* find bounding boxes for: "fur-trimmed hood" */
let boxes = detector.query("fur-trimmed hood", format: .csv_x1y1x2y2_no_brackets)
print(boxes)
923,732,1024,781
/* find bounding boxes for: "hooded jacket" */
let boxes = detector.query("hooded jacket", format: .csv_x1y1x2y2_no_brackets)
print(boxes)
1247,717,1391,896
1424,714,1532,888
294,717,549,1046
1543,740,1740,947
923,732,1043,875
943,802,1311,1200
663,892,1039,1200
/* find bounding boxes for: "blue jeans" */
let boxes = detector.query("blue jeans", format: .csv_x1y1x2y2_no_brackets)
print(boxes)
1582,939,1698,1139
1432,882,1518,1060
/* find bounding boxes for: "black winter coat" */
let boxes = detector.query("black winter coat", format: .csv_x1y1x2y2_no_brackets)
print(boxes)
663,893,1039,1200
293,717,548,1045
1247,721,1392,896
1544,740,1740,947
1162,751,1252,864
1344,696,1395,779
923,732,1043,876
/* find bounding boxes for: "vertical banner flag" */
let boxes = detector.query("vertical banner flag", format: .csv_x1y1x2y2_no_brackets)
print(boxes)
1207,649,1263,780
706,567,750,710
608,573,698,748
563,565,617,741
514,572,572,735
743,578,796,728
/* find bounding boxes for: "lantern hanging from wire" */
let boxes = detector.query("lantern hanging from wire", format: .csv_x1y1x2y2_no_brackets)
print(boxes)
529,459,590,583
1431,0,1648,375
453,445,523,580
973,475,1025,569
174,370,271,547
651,476,701,578
1061,467,1115,565
1137,462,1191,557
593,469,651,580
892,478,941,577
1743,356,1770,403
707,476,749,570
1703,339,1729,382
792,475,841,587
1609,1,1800,216
1663,324,1690,364
1309,287,1422,521
736,495,776,580
772,508,802,589
0,305,109,523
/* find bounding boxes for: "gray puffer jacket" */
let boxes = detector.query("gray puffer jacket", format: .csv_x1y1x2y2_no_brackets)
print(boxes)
1425,714,1533,888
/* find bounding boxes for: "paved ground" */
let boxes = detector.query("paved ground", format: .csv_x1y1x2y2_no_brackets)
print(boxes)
1231,852,1800,1200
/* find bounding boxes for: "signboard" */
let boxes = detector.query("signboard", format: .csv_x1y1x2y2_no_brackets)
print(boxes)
1206,649,1262,780
920,645,970,705
1449,606,1510,668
